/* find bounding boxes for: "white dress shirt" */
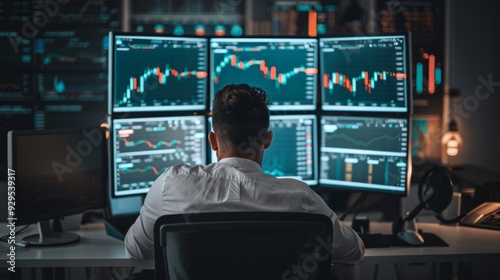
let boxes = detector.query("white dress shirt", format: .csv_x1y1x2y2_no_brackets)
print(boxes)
124,157,365,264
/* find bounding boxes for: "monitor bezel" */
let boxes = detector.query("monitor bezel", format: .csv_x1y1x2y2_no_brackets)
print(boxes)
108,31,209,115
318,114,412,197
318,32,413,114
6,127,107,226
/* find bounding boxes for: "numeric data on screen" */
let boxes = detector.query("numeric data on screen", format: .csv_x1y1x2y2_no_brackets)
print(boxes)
262,115,317,184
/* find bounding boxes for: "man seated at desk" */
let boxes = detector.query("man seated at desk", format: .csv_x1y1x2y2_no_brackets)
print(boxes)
124,83,365,264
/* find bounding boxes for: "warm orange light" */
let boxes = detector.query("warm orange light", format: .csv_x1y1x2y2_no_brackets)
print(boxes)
442,131,463,157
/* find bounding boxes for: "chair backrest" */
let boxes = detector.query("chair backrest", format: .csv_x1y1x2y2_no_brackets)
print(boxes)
153,212,333,280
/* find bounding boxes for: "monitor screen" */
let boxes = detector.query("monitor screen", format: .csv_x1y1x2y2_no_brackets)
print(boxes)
110,33,208,113
112,115,207,196
319,115,410,196
209,115,318,185
210,37,318,111
38,72,108,102
6,127,106,226
36,29,109,71
1,104,34,179
319,34,410,112
0,30,34,102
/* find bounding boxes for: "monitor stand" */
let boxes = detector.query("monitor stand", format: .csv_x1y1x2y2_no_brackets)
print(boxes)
22,220,81,246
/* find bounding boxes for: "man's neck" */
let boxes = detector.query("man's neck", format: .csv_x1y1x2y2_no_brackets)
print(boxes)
217,148,263,166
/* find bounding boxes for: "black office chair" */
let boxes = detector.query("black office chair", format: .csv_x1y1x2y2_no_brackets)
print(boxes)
152,212,334,280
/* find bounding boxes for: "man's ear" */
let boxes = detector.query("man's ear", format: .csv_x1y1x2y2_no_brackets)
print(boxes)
263,130,273,149
208,131,218,151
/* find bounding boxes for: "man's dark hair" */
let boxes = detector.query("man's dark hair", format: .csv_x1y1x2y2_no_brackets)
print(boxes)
212,84,270,148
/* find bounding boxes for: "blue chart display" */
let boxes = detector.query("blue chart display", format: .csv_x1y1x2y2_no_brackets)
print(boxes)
38,73,107,101
210,38,318,110
0,31,33,69
113,116,206,196
209,115,317,184
112,35,207,113
0,73,32,100
320,116,409,195
36,30,109,71
320,35,409,112
0,31,33,100
263,115,317,185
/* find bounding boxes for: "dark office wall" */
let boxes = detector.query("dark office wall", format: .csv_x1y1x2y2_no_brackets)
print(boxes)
449,0,500,173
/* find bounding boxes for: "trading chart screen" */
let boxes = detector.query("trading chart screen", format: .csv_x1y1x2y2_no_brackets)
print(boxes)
320,35,410,112
319,116,409,196
36,30,109,71
0,31,34,101
111,34,207,113
263,115,317,184
38,72,107,102
209,115,317,185
112,116,206,196
210,38,318,111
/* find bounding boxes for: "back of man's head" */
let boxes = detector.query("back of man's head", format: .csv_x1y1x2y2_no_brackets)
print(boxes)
212,84,270,152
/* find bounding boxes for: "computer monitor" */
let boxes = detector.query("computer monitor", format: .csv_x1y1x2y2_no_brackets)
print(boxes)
319,34,411,113
210,37,318,111
209,115,318,185
319,115,410,196
6,127,106,246
112,115,207,197
109,33,208,113
36,29,109,72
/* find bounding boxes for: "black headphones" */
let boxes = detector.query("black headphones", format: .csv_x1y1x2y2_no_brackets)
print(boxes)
419,165,454,213
393,165,456,235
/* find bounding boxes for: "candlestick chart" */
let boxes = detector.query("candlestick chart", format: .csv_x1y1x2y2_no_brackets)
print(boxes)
320,35,409,112
112,36,207,112
414,48,443,95
210,38,318,110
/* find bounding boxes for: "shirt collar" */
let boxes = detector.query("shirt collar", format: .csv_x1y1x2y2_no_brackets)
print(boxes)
217,157,263,173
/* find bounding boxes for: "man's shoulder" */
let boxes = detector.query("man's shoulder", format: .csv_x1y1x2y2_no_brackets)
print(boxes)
163,163,214,176
272,177,311,190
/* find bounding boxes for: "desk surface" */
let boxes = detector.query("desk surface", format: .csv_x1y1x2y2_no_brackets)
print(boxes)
0,223,153,268
1,222,499,268
362,222,500,265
